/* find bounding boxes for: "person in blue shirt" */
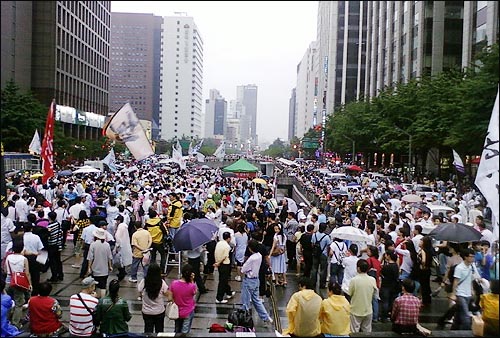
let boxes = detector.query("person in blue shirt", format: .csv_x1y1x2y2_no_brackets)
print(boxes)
1,279,21,337
477,241,494,281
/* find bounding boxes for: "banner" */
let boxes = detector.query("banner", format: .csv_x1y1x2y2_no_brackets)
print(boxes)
172,141,186,170
29,129,41,155
475,88,499,240
188,140,194,156
213,141,225,160
103,103,153,161
192,139,204,154
452,149,465,174
102,148,117,172
41,100,55,184
196,152,205,163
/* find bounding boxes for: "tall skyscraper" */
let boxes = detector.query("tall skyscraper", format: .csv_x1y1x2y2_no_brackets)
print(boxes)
159,14,204,141
316,1,368,116
236,84,258,145
288,88,297,141
364,1,499,97
204,89,227,138
109,12,162,139
1,1,111,140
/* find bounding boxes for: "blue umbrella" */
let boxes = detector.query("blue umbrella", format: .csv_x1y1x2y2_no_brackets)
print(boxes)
173,218,219,251
58,169,73,177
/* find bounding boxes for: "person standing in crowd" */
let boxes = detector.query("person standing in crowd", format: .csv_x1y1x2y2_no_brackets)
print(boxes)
169,264,198,334
329,237,348,285
27,281,64,336
1,208,16,261
145,210,167,273
129,221,152,283
418,236,434,306
87,228,113,298
240,239,273,324
46,211,64,282
270,223,287,286
349,259,378,333
214,232,235,304
21,223,44,296
138,263,169,334
185,245,208,294
114,214,133,281
379,250,400,323
72,210,91,269
79,218,99,279
94,279,131,336
319,282,351,337
284,212,299,271
450,248,478,330
233,222,248,282
310,223,331,290
341,244,360,298
69,277,99,337
4,239,31,328
299,223,314,278
282,277,322,337
167,192,183,248
391,278,422,335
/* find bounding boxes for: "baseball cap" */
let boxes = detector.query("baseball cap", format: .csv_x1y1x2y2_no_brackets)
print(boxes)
82,276,96,288
299,202,306,207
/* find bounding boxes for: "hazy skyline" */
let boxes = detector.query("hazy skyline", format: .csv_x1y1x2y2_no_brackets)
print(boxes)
111,1,318,146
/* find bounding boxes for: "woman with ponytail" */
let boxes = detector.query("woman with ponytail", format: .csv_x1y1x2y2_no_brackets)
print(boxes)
94,279,132,336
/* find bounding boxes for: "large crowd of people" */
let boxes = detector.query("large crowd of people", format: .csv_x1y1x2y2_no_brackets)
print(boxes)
1,155,498,337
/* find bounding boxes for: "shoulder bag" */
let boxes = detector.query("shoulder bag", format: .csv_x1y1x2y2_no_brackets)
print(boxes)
166,301,179,320
7,260,30,291
77,293,98,330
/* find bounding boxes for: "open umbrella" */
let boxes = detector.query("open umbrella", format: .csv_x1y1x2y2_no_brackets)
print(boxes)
346,164,363,172
57,169,73,177
173,218,219,251
252,178,267,185
73,165,101,174
330,226,371,242
414,203,431,215
428,223,482,243
401,194,422,203
261,175,270,180
201,165,210,170
330,189,348,196
30,172,43,179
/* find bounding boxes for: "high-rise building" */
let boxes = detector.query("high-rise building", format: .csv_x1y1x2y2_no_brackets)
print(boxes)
288,88,297,141
294,41,319,139
204,89,227,138
364,1,499,97
109,12,162,139
236,84,258,145
159,14,203,141
1,1,111,140
316,1,368,116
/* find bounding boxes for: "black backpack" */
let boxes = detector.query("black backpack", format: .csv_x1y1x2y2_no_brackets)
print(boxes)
312,233,327,259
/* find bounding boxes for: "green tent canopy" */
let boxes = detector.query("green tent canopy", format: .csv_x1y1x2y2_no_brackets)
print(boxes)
222,158,259,173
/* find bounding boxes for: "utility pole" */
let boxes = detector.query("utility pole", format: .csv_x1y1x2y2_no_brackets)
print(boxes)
394,125,412,180
343,135,355,164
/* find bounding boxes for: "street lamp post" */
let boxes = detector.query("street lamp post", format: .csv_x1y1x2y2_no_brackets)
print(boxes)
343,135,355,164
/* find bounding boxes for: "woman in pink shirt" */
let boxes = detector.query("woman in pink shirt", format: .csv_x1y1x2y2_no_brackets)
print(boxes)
169,264,197,334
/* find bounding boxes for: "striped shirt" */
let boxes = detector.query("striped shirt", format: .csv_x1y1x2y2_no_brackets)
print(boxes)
69,292,98,336
47,221,63,248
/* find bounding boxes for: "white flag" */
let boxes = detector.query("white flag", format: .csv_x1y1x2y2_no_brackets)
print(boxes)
452,149,465,174
29,129,41,155
213,141,225,160
188,140,194,155
196,152,205,162
193,139,204,154
475,88,499,240
103,102,153,161
102,148,117,172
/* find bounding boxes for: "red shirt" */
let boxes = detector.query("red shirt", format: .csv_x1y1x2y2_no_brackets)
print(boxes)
392,293,421,325
367,256,382,288
29,296,62,334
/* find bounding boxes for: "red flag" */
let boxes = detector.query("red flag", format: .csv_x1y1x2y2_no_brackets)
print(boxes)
41,100,55,184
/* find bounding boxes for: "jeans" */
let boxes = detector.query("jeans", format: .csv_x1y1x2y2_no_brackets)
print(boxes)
169,227,179,251
451,295,472,330
131,256,148,279
330,263,344,285
380,286,399,320
241,277,271,321
174,309,195,334
372,295,379,321
310,254,328,289
47,245,63,279
399,270,420,296
151,242,166,271
142,311,165,333
438,253,448,276
188,256,207,293
216,263,232,301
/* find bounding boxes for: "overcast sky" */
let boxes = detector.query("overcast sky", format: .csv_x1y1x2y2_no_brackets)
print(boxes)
111,1,318,146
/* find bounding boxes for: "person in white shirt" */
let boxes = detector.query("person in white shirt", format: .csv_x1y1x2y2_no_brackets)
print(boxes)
1,209,16,260
22,223,44,296
411,224,424,253
13,194,30,222
341,244,360,296
69,277,99,336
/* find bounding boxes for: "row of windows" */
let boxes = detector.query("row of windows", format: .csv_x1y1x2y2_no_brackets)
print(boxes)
58,3,110,44
56,71,108,114
57,48,108,90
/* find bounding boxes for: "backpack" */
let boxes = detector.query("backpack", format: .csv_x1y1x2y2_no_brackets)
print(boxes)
312,233,327,259
444,264,458,293
332,241,346,266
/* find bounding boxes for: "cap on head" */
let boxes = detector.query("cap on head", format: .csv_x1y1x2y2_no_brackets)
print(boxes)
81,276,97,288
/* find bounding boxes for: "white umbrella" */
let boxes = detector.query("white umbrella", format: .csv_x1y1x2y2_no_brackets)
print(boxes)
401,194,422,203
121,165,139,173
285,197,298,213
73,165,101,174
330,226,371,242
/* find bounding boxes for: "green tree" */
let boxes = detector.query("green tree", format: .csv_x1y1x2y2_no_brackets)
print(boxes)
263,138,287,158
1,80,47,152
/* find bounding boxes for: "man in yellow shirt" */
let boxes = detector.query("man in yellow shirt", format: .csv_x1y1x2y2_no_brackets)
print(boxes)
167,193,183,242
214,232,235,304
349,259,378,333
282,277,322,337
128,222,152,283
480,279,499,336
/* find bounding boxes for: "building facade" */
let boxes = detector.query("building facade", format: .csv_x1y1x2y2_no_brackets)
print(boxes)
288,88,297,141
109,12,162,139
204,89,227,138
159,14,204,141
364,1,499,97
236,84,258,146
1,1,111,140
